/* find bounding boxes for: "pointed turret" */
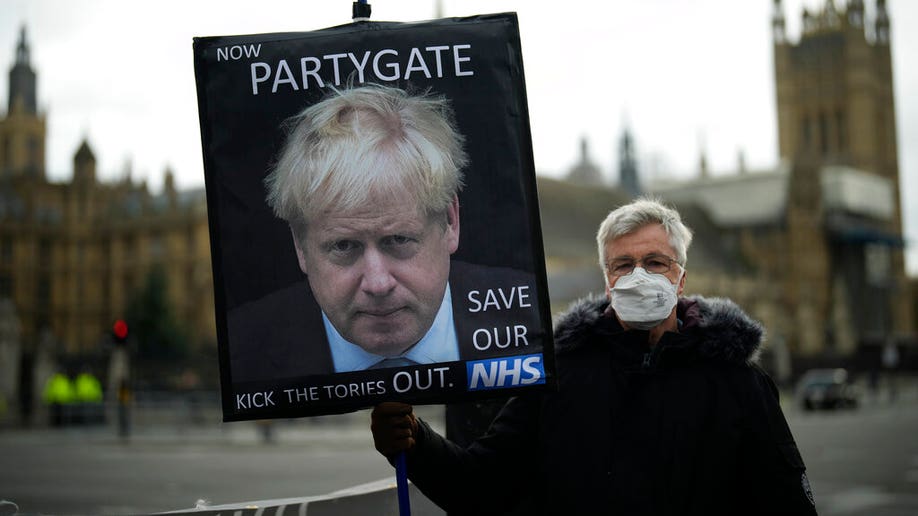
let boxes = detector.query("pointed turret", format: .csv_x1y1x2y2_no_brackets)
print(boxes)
802,8,814,34
875,0,890,44
8,26,37,115
73,139,96,184
618,128,641,198
772,0,786,43
847,0,864,28
697,132,709,179
164,166,178,208
824,0,840,28
567,136,603,186
698,152,709,179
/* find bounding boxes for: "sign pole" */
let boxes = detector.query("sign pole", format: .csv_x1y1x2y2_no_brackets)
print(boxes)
396,451,411,516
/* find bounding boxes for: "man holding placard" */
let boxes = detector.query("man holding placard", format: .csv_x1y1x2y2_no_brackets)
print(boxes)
372,198,817,514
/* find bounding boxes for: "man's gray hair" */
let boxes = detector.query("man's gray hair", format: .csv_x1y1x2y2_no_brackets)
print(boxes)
596,196,694,270
265,84,468,235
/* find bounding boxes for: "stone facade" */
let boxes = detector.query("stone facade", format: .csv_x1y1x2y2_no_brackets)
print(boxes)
771,0,911,354
0,29,215,363
561,1,914,364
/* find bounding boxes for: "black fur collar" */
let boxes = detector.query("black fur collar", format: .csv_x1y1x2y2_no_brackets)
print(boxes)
553,295,764,365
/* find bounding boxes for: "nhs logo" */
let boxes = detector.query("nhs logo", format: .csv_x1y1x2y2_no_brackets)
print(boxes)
466,354,545,391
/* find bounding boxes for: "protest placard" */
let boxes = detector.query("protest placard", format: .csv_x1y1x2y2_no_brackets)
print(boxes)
193,13,554,420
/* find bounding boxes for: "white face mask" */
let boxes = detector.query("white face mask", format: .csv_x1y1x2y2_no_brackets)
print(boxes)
609,267,681,330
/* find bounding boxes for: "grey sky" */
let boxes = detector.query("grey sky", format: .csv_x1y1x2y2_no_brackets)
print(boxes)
1,0,915,272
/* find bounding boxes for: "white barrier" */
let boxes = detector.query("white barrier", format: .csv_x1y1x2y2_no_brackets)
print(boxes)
158,478,445,516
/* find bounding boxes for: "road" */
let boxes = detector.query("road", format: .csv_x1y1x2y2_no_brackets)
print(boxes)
1,408,410,515
791,389,918,516
2,390,918,515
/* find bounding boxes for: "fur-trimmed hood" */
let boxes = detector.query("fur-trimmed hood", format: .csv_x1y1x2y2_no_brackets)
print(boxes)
553,294,764,365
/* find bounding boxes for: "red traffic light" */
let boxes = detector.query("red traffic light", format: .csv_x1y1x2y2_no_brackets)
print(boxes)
113,319,129,341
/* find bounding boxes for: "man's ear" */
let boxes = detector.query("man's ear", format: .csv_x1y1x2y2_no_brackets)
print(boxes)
291,228,309,275
677,270,687,296
445,195,460,254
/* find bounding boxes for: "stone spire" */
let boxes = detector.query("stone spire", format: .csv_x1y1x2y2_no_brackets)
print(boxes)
8,26,37,115
567,136,604,186
618,128,641,197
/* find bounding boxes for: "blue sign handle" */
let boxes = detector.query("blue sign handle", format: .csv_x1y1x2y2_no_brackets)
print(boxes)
396,451,411,516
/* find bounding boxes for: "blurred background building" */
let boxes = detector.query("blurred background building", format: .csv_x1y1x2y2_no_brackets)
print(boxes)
0,0,915,426
0,28,216,424
543,0,914,383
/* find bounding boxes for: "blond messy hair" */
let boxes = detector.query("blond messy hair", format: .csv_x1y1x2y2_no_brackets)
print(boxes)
265,84,468,236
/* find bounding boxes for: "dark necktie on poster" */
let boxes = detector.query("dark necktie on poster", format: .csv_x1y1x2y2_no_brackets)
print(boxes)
370,358,418,369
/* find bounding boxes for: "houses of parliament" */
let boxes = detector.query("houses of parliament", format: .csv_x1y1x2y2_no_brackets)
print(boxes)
0,0,914,412
0,29,216,379
545,0,913,374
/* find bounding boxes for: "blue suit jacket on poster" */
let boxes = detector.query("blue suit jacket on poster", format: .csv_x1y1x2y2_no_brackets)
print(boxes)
228,261,543,382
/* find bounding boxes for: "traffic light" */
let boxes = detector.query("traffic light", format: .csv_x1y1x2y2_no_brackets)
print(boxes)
113,319,129,345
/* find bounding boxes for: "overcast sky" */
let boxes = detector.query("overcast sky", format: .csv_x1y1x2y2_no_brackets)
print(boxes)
1,0,916,273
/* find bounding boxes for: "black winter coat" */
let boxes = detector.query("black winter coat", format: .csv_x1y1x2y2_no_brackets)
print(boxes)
405,295,818,515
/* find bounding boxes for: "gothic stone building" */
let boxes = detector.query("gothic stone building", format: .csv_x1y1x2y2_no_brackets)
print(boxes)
0,28,216,367
541,1,913,379
652,0,912,363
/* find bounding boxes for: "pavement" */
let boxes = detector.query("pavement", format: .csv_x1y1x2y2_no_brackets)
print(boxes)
0,405,446,447
3,378,917,515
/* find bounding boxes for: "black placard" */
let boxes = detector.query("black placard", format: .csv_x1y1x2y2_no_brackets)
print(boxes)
193,13,554,421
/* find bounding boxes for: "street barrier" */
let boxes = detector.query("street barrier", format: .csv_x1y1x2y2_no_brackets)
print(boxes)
158,478,444,516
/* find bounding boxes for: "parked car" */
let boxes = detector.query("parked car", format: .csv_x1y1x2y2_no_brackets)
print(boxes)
795,368,858,411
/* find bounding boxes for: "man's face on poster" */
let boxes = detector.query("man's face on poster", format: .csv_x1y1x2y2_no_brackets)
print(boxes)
293,190,460,357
